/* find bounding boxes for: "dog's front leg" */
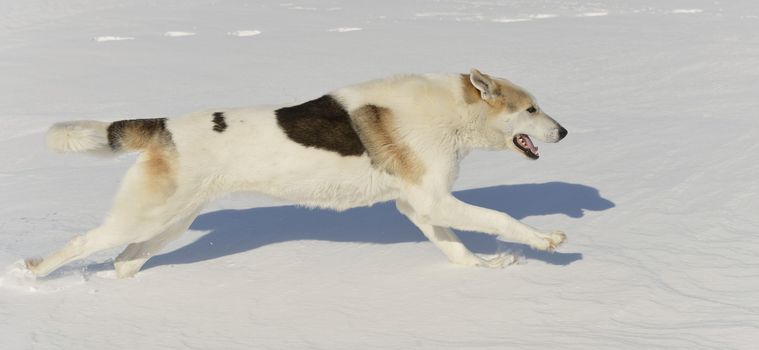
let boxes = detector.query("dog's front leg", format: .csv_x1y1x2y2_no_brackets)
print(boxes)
396,200,514,268
402,188,566,251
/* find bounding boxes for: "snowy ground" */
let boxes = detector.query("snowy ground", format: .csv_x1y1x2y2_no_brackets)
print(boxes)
1,0,758,349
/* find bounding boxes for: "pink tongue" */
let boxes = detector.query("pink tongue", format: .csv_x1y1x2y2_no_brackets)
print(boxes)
523,135,539,153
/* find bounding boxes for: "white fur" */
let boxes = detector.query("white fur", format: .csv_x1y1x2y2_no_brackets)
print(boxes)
26,70,568,278
47,121,111,154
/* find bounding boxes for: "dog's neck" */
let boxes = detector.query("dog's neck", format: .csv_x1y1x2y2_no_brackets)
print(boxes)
452,103,509,153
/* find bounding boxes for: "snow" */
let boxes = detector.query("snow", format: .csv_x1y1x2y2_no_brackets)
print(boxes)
672,9,705,14
163,31,197,38
327,27,363,33
1,0,758,349
227,30,262,37
93,36,135,42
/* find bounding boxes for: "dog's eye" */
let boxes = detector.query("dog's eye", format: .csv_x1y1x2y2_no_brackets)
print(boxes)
526,106,537,114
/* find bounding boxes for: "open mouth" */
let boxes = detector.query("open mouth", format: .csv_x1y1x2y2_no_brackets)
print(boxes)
513,134,539,160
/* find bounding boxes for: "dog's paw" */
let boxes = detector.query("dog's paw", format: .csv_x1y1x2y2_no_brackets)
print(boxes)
530,231,567,252
474,253,517,268
546,230,567,250
24,258,42,274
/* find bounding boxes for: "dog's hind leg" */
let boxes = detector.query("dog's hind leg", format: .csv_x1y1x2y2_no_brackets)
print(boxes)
23,209,192,278
25,194,198,278
396,200,514,268
25,146,205,277
24,210,191,278
113,212,198,278
24,222,138,277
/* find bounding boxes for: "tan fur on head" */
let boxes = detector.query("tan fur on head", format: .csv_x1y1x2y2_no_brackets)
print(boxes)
493,80,532,112
352,105,425,184
460,74,482,104
464,69,534,115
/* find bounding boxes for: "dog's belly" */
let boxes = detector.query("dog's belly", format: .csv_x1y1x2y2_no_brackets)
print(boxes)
231,153,401,210
261,178,399,210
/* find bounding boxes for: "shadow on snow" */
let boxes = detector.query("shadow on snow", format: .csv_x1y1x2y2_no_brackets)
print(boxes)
145,181,614,269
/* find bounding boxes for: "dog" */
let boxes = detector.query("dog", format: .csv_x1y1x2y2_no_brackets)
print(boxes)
25,68,568,278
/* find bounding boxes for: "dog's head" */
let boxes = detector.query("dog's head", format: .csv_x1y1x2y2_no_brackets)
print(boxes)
463,68,567,160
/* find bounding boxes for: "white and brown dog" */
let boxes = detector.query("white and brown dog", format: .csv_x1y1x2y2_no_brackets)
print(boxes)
26,69,568,278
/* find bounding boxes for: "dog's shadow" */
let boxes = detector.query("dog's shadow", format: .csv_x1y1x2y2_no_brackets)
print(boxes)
144,182,614,269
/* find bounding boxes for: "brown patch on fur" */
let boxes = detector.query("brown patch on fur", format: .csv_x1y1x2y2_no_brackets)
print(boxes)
352,105,425,184
276,95,366,156
212,112,227,132
141,146,178,196
493,80,532,113
460,74,482,104
107,118,173,151
107,118,178,195
461,73,533,115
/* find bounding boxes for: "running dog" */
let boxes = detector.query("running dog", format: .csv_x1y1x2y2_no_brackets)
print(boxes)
26,69,568,278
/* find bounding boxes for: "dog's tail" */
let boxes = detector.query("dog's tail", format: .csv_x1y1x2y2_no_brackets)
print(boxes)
47,118,170,156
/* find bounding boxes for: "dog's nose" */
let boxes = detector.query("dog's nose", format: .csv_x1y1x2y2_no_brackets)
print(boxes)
558,127,568,140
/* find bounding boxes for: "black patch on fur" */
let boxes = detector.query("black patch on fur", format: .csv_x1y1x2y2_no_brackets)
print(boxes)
212,112,227,133
107,118,170,151
275,95,365,156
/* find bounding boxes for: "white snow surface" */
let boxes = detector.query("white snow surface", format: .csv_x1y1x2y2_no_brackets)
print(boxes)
1,0,758,349
163,31,197,37
227,30,262,37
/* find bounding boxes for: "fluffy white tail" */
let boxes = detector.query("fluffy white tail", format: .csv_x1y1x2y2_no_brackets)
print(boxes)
46,121,113,155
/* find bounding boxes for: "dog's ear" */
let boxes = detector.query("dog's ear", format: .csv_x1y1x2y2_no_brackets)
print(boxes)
469,68,498,100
